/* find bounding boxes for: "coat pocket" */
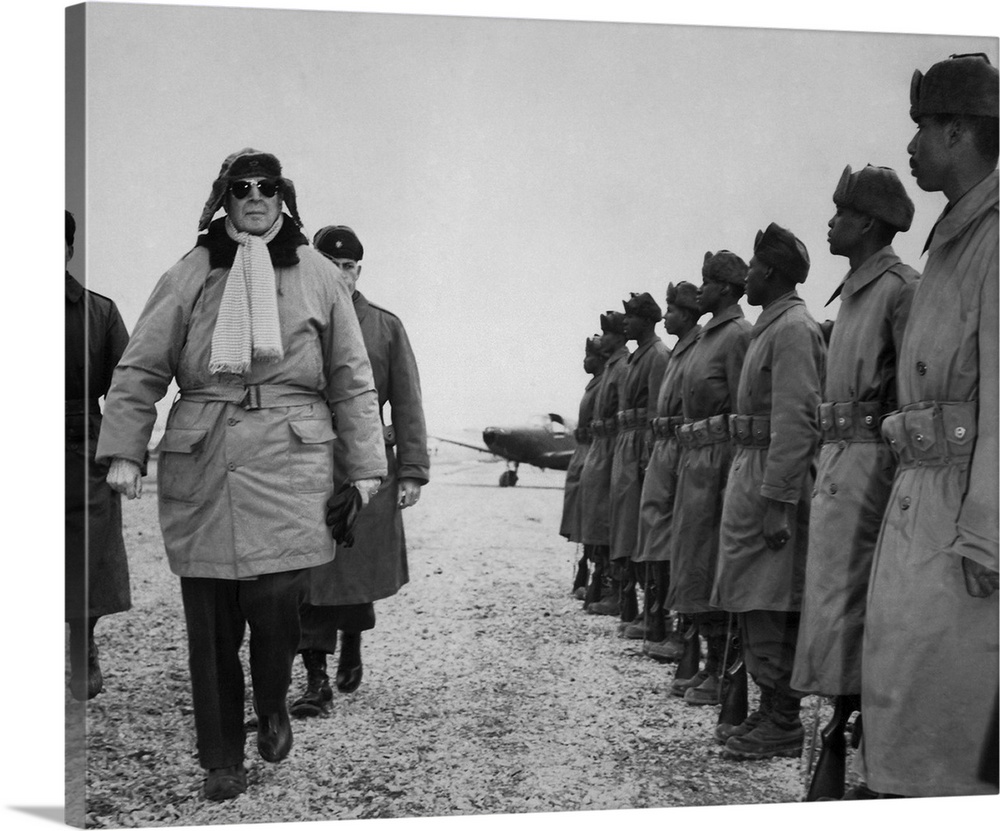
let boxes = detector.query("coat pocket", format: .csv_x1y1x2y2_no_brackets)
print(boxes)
289,418,336,493
158,428,208,504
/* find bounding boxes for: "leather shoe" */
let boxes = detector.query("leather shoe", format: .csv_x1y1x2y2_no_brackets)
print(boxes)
256,706,293,763
336,662,363,693
204,764,247,801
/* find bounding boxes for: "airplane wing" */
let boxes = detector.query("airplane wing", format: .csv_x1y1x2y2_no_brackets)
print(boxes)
430,436,497,455
535,449,575,470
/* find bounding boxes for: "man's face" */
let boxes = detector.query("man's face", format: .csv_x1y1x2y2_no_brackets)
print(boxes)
225,178,283,235
827,205,869,257
697,278,727,316
663,304,688,336
583,353,600,375
622,313,645,341
744,256,769,307
328,258,361,294
907,116,952,193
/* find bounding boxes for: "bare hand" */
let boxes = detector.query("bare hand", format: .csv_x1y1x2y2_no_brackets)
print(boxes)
107,458,143,500
962,556,999,598
351,478,381,508
398,479,422,509
763,498,792,550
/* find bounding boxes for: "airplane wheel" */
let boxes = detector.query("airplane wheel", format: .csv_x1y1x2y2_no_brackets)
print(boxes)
499,470,518,487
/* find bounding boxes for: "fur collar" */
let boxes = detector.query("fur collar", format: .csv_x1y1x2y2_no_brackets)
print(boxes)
196,214,308,269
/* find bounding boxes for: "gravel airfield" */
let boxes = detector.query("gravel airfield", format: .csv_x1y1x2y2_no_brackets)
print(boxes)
68,443,837,829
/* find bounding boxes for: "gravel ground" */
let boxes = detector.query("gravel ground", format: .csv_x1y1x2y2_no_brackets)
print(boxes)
68,447,842,829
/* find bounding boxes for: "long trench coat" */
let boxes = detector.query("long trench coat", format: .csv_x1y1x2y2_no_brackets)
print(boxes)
307,291,430,606
635,324,701,563
96,216,387,579
667,307,752,612
66,273,132,620
560,369,602,542
712,293,824,612
609,337,670,561
861,170,999,797
791,247,917,696
578,347,628,547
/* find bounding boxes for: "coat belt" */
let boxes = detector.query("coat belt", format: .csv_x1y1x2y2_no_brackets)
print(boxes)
818,400,884,444
589,417,619,438
650,415,684,441
881,400,976,469
574,425,593,444
677,414,730,448
180,384,325,410
729,414,771,447
616,407,649,432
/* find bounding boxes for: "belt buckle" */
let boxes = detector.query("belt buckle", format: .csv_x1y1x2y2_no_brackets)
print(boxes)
240,385,263,410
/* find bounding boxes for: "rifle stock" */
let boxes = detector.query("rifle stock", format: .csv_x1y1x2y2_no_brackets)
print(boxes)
805,696,851,801
675,619,702,680
718,646,748,727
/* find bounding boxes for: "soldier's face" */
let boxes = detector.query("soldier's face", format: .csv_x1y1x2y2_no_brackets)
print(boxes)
745,256,769,307
663,304,688,336
225,179,283,235
697,279,726,315
328,258,361,294
827,206,869,257
623,314,644,341
907,116,951,193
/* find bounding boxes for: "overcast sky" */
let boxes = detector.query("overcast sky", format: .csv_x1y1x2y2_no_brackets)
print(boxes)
64,1,998,440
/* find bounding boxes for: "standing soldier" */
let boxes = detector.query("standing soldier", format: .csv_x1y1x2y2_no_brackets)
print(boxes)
582,312,629,615
861,54,998,798
65,209,132,701
712,224,824,760
608,293,671,625
291,225,429,714
630,282,702,647
666,252,752,702
561,336,608,600
791,164,918,800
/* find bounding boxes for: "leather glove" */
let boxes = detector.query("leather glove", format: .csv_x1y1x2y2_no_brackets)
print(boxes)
962,556,999,598
325,483,363,547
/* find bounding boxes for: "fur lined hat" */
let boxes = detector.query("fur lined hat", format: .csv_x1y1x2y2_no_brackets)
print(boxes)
585,335,604,357
623,291,663,322
600,310,627,335
833,164,914,232
702,250,748,286
665,281,700,315
910,53,999,120
313,225,363,261
198,148,301,232
753,223,810,284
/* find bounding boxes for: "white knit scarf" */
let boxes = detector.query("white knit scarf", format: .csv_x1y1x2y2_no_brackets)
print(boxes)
209,215,286,375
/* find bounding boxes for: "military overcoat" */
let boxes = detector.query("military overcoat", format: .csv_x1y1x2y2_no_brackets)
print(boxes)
712,293,824,612
96,216,387,580
635,324,701,563
578,347,628,547
560,368,602,542
861,170,999,797
791,247,917,696
609,337,670,561
65,273,132,620
307,291,430,606
666,306,752,612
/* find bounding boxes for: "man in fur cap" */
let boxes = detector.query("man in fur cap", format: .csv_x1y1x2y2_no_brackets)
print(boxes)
607,293,670,626
581,311,630,614
860,53,999,798
98,149,387,801
666,252,752,705
791,164,918,799
712,224,825,760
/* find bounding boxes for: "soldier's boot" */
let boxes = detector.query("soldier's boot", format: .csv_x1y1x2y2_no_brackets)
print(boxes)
684,634,726,706
623,572,655,639
644,612,685,662
68,617,103,702
715,684,771,745
336,632,364,693
724,688,804,760
583,559,604,608
586,575,621,616
669,623,704,697
572,551,589,599
619,563,639,624
289,649,333,717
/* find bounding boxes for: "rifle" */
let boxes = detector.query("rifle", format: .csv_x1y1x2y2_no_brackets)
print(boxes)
675,616,702,681
717,618,747,727
805,695,857,801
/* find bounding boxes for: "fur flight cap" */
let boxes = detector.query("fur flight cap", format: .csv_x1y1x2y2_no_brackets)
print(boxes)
313,225,364,262
623,291,663,322
600,310,627,335
702,250,748,286
753,223,810,284
585,335,604,357
198,148,301,232
833,164,914,232
665,281,701,315
910,53,999,120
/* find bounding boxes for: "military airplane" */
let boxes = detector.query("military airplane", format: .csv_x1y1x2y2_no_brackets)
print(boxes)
433,413,577,487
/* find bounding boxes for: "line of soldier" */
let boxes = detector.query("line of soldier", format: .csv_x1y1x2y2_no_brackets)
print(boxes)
559,53,998,800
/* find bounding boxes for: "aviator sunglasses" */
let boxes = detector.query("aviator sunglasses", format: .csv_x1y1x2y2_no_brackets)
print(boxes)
228,178,280,199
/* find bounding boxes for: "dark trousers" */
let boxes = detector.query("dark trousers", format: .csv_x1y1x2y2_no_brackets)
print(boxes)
740,609,803,700
299,602,376,654
180,569,309,770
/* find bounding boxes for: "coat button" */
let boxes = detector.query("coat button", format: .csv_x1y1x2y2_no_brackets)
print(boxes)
916,361,927,375
830,483,838,494
837,417,846,426
901,496,911,510
228,463,236,471
864,415,874,425
955,426,967,439
228,418,238,426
